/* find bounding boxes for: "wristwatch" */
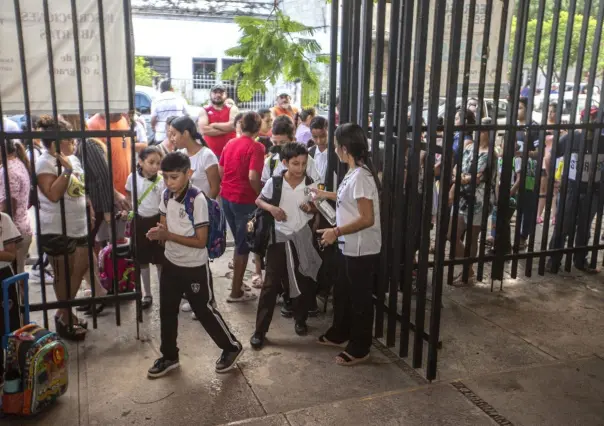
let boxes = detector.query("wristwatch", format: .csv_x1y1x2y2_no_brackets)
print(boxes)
62,168,73,178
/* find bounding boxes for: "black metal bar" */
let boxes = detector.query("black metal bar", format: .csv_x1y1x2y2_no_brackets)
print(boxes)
29,292,139,312
69,0,99,329
123,0,143,333
348,0,361,122
415,0,447,373
429,0,465,382
523,0,548,277
43,0,74,330
358,0,374,133
394,0,415,356
382,0,402,348
96,0,121,326
370,0,386,172
325,0,339,193
492,0,530,285
447,0,476,287
542,0,578,275
474,0,496,283
339,0,352,124
585,0,604,268
11,0,49,329
562,0,594,274
371,0,387,339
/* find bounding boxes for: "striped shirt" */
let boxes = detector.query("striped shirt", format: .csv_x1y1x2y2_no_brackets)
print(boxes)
151,91,188,142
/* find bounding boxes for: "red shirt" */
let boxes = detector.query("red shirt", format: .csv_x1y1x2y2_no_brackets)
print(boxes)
219,136,265,204
204,105,236,157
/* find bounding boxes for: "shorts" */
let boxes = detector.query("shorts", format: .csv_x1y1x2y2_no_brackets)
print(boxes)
222,198,256,256
39,234,88,256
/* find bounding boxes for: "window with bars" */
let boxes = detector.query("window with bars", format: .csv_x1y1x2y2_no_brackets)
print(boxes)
143,56,171,80
193,58,217,88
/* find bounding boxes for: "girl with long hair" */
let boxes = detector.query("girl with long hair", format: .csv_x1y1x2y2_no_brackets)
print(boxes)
312,123,382,366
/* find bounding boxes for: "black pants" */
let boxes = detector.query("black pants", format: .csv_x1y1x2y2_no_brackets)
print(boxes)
324,252,378,358
160,260,240,360
518,190,538,239
549,187,599,270
256,242,314,333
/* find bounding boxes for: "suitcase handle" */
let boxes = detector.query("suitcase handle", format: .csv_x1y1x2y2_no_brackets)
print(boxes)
3,272,30,349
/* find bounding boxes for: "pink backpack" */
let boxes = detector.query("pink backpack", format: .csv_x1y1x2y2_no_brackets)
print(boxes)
98,241,135,294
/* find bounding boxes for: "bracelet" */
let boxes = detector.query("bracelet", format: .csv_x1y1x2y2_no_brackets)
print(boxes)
334,227,342,237
62,169,72,177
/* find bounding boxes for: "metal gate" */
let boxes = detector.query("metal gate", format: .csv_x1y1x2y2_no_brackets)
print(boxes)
326,0,604,380
0,0,142,336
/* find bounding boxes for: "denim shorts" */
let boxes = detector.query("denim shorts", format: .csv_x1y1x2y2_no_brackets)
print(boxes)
222,198,256,255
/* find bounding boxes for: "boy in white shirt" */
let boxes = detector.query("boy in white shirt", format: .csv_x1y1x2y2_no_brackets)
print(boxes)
146,152,242,377
250,143,322,350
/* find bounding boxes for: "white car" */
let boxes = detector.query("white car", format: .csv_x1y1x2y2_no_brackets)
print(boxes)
533,93,599,124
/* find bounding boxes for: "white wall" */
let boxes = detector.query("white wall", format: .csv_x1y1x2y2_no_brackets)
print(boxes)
132,15,241,80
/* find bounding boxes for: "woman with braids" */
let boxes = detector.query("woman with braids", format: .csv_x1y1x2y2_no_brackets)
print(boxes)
35,115,108,341
311,123,382,366
0,139,32,274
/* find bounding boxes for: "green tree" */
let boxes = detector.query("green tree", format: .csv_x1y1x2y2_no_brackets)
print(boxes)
222,11,328,107
510,11,604,81
134,56,156,87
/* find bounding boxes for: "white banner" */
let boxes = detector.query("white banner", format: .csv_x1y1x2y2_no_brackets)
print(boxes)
0,0,130,115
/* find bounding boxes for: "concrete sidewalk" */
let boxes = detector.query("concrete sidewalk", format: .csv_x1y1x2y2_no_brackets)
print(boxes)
4,248,604,425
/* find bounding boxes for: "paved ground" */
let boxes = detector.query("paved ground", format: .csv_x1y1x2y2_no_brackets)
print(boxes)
3,246,604,425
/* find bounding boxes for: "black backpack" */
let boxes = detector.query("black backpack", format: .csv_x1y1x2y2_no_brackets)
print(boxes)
245,173,313,256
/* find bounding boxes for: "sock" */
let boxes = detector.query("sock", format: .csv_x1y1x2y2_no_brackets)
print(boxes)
141,265,151,297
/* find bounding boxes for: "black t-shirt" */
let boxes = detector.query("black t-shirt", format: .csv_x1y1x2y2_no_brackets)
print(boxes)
556,130,604,191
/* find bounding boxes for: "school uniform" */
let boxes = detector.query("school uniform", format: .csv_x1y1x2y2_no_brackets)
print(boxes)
323,167,381,358
158,186,240,361
255,175,321,333
125,172,165,265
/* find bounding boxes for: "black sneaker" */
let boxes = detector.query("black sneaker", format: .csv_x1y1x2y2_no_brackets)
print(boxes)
307,308,320,317
147,357,180,378
215,344,243,373
295,321,308,336
280,301,293,318
250,332,265,350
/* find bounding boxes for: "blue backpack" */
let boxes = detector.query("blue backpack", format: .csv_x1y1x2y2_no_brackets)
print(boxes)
163,186,226,260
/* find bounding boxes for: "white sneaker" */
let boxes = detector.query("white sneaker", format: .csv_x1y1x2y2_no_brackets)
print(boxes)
226,292,257,303
181,302,192,312
191,312,197,320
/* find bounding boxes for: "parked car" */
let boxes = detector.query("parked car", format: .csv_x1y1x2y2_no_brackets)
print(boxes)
135,85,158,141
533,93,600,124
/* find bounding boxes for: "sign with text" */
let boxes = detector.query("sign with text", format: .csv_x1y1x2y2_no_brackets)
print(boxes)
0,0,130,115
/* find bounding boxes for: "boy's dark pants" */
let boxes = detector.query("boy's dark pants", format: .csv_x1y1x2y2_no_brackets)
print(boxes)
160,260,240,360
256,242,314,333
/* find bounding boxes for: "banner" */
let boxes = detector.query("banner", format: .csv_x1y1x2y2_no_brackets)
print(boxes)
0,0,130,115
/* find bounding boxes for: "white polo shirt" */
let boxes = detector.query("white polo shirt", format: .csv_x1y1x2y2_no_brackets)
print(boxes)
261,176,316,235
125,173,165,218
261,153,321,183
159,188,209,267
311,147,329,184
336,167,381,257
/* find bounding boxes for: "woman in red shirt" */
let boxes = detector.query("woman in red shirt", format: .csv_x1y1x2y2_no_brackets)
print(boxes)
219,112,265,303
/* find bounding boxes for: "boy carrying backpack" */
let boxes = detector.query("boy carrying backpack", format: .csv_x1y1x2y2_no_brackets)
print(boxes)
250,143,322,350
146,152,240,378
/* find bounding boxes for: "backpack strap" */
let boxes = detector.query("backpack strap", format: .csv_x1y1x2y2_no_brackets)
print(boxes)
304,174,314,186
163,185,199,227
269,153,279,177
270,176,284,207
308,145,317,158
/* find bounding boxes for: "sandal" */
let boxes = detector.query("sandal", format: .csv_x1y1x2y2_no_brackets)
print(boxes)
142,296,153,310
226,292,258,303
228,283,252,291
537,216,544,224
55,316,87,341
335,351,370,366
251,274,263,289
84,303,106,316
317,334,348,348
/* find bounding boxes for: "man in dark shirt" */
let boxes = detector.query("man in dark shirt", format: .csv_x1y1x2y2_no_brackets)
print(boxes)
547,107,603,273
